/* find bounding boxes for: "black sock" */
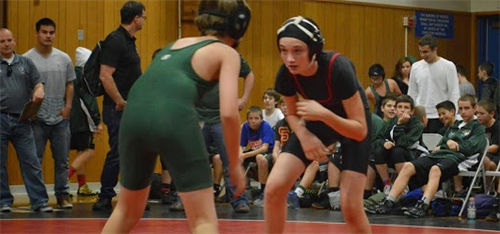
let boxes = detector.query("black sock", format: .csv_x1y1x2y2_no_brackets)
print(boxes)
328,187,340,193
363,190,372,199
213,184,220,193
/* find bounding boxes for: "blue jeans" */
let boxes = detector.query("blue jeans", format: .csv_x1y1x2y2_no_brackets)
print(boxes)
32,119,71,198
99,105,122,198
202,122,249,208
1,113,49,209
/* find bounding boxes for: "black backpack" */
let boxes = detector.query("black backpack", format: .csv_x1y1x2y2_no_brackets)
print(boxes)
83,41,105,97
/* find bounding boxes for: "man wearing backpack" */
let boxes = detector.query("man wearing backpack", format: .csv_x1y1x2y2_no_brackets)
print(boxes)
92,1,146,211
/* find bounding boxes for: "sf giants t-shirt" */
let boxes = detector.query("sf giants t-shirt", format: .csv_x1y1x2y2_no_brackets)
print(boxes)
240,121,274,153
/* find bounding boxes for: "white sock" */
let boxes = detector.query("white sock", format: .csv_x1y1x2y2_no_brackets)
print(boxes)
294,187,305,197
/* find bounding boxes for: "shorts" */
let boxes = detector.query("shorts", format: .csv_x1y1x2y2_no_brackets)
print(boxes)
70,132,95,151
243,153,273,172
486,153,500,165
283,131,371,174
410,156,459,188
118,107,212,193
373,146,414,167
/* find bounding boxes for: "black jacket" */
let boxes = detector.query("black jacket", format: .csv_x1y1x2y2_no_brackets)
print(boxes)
70,67,101,133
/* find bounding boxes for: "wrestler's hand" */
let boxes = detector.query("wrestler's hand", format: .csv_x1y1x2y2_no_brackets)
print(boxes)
384,141,395,150
299,131,331,162
228,164,247,198
296,99,328,122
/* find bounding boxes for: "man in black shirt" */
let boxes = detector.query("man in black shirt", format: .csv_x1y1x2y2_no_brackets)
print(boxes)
93,0,146,211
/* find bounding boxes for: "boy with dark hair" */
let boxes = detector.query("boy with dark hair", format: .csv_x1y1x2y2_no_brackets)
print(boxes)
380,94,398,122
373,95,426,194
371,94,486,218
476,99,499,218
262,89,284,128
240,106,275,206
435,100,457,136
478,61,498,101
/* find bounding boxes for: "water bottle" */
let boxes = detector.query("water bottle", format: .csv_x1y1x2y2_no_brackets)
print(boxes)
467,197,476,221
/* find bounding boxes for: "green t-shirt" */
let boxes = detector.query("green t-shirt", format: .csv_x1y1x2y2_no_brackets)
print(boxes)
197,54,252,124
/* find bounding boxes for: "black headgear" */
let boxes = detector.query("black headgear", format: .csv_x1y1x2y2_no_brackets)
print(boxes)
368,64,385,77
198,1,251,40
277,16,324,60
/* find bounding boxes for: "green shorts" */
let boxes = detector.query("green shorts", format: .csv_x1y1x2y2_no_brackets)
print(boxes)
118,105,213,192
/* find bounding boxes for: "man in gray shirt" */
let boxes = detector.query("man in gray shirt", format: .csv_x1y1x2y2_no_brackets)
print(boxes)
24,18,75,209
456,64,476,97
0,28,52,212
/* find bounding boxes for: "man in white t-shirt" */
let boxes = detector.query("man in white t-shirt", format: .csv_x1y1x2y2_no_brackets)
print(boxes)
408,34,460,133
262,89,284,128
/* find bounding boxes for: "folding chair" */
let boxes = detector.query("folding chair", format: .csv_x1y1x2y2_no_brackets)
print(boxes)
422,133,443,152
485,157,500,194
457,138,490,217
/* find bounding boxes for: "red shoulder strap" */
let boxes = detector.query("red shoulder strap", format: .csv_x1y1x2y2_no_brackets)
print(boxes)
291,52,342,104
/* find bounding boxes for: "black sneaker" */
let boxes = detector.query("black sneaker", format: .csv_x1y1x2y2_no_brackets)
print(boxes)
92,196,112,211
161,191,175,205
311,192,330,210
373,198,395,214
169,200,184,211
452,189,467,198
215,193,229,203
404,200,429,218
485,203,499,222
1,205,12,213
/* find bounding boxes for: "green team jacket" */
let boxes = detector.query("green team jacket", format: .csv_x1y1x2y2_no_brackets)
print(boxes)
374,115,425,159
429,119,486,164
70,67,101,133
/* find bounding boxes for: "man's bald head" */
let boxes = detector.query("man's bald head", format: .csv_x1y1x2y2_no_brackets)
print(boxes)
0,28,16,59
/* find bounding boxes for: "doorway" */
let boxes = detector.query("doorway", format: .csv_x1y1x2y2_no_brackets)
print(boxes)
477,15,500,98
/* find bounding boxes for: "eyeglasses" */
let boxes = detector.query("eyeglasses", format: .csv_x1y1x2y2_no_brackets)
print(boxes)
369,76,383,81
7,64,12,77
138,15,147,21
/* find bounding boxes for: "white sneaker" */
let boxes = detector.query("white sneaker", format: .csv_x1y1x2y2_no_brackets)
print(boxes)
0,205,12,213
383,184,392,196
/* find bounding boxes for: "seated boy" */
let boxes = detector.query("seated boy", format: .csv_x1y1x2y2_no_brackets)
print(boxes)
370,94,486,218
477,99,500,177
380,94,398,122
373,95,426,194
413,106,428,128
262,89,284,128
476,99,499,222
240,106,275,206
435,100,457,137
452,99,498,198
